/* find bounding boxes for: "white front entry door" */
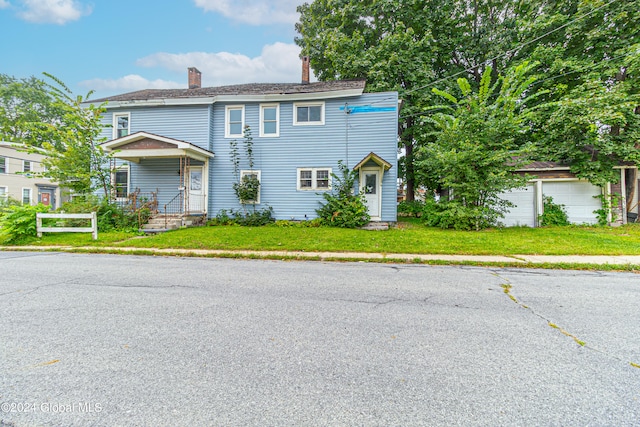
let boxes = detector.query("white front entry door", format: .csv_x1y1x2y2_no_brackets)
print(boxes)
361,169,381,220
186,166,204,212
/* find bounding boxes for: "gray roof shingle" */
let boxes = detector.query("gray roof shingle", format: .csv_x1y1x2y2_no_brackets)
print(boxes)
90,80,367,103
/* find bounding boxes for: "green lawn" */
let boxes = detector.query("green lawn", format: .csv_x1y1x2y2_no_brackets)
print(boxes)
12,219,640,256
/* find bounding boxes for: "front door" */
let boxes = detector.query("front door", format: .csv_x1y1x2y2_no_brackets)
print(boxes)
361,169,381,220
186,166,204,212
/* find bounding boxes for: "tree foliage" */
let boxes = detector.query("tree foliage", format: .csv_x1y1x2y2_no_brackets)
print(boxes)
418,63,542,229
30,74,111,196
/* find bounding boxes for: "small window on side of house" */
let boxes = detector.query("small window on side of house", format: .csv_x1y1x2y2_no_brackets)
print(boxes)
22,188,32,205
23,160,31,173
260,104,279,137
294,102,324,125
0,157,6,174
114,168,129,199
226,106,245,138
114,113,130,139
297,168,332,191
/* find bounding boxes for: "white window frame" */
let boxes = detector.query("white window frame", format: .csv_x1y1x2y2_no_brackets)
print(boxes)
113,165,130,200
113,112,130,139
293,102,325,126
226,105,245,138
0,156,6,174
260,103,280,137
22,187,32,205
23,160,31,173
0,186,7,200
297,168,332,191
240,170,261,204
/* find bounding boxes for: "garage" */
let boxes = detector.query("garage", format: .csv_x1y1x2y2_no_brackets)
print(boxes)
499,180,602,227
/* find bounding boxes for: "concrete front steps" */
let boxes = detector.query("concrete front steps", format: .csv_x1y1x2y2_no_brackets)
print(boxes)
140,214,206,233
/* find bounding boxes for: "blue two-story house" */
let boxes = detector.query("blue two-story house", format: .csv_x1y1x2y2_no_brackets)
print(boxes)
92,63,398,223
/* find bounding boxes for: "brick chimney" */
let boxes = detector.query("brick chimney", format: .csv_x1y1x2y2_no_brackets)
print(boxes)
188,67,202,89
301,56,310,85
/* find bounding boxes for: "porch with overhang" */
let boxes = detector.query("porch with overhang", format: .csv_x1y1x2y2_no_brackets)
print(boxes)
101,132,215,216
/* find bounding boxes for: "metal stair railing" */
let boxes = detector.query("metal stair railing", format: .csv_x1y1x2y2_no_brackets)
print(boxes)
163,190,184,229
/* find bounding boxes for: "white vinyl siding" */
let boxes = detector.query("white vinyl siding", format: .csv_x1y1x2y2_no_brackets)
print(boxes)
297,168,332,190
260,104,279,137
293,102,324,126
226,106,245,138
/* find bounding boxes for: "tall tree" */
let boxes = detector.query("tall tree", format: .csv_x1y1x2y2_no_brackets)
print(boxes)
0,74,65,148
418,62,543,229
29,74,111,196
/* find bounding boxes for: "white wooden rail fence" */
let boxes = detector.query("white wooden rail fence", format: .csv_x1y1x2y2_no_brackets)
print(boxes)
36,212,98,240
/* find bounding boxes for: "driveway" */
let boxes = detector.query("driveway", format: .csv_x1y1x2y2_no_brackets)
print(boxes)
1,252,639,426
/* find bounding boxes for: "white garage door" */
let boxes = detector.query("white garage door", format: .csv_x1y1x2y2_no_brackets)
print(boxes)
499,185,536,227
543,181,601,225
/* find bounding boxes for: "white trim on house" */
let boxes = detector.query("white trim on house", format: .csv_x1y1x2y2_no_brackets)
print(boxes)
101,132,215,163
296,167,332,191
240,170,261,204
225,105,245,138
97,88,365,109
113,112,131,139
22,187,32,205
293,102,325,126
259,103,280,137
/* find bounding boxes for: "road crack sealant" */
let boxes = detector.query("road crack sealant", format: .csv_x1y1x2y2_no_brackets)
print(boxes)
491,271,640,370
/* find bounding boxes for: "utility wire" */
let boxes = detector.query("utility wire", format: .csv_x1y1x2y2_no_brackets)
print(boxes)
402,0,619,96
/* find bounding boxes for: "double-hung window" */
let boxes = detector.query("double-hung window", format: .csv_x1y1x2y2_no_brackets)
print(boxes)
226,106,245,138
294,102,324,125
114,113,130,139
260,104,279,137
0,186,7,200
114,166,129,199
22,188,32,205
0,156,6,174
240,170,261,204
297,168,332,190
23,160,31,173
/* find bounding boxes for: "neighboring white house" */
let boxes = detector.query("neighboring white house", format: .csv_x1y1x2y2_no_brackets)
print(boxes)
0,141,63,209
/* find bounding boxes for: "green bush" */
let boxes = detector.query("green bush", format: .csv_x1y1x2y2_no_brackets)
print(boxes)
539,196,570,226
207,208,275,227
421,198,507,230
0,203,51,244
60,196,149,232
316,161,370,228
398,200,425,217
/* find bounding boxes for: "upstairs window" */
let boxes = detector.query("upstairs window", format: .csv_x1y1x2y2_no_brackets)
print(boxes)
114,113,130,139
23,160,31,173
294,102,324,125
226,106,245,138
260,104,279,137
297,168,332,190
0,157,6,174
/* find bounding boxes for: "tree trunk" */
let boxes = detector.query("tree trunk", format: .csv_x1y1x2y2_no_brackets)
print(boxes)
404,139,415,202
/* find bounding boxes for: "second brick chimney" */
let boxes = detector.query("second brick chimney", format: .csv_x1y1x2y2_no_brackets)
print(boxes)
188,67,202,89
301,56,310,85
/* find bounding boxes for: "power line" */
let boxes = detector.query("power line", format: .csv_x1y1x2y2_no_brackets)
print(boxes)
402,0,619,96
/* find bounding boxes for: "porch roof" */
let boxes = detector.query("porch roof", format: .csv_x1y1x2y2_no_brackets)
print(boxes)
101,132,215,163
353,152,393,171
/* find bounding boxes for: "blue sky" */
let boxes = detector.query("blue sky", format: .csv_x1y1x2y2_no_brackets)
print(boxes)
0,0,309,100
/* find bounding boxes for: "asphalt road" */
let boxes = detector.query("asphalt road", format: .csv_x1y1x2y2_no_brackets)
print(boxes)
0,252,639,426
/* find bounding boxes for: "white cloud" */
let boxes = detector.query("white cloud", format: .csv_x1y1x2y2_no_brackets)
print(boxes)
136,42,310,87
79,43,313,96
79,75,184,94
17,0,91,24
193,0,304,25
0,1,11,10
